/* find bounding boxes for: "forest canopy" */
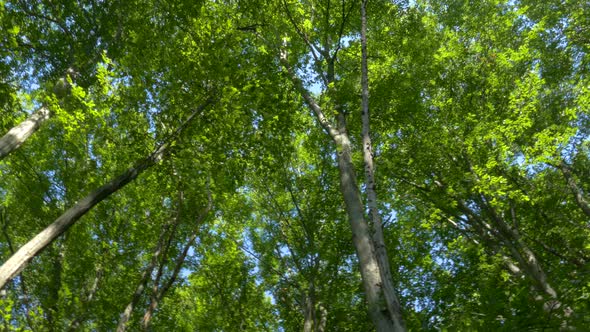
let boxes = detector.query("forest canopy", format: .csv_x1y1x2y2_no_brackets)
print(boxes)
0,0,589,331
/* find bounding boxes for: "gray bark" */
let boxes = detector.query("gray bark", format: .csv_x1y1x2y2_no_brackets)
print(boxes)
303,293,326,332
281,58,402,332
0,144,165,290
317,303,327,332
360,0,405,330
480,197,558,299
503,228,558,298
0,99,213,290
139,227,204,330
1,210,36,330
303,294,314,332
334,115,398,332
0,106,51,160
457,160,560,300
302,286,316,332
278,5,403,326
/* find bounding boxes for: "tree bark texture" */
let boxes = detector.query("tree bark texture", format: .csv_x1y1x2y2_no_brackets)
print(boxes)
0,106,51,160
282,63,402,332
280,13,403,328
478,196,558,299
317,303,327,332
334,115,400,332
303,293,315,332
360,0,405,330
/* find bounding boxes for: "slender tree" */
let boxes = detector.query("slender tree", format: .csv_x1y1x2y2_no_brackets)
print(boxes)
0,98,214,290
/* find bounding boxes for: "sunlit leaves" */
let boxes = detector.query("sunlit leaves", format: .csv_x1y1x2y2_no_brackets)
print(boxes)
0,0,589,330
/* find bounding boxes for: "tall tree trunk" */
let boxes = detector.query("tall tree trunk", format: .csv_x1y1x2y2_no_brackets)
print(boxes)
281,59,403,332
360,0,405,330
460,159,561,301
317,303,327,332
303,293,314,332
139,230,201,330
278,6,404,325
501,226,558,299
334,114,400,332
478,196,559,299
0,98,214,290
302,282,316,332
0,146,163,290
0,106,51,160
1,210,36,330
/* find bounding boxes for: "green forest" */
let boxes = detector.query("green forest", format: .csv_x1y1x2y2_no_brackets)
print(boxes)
0,0,588,330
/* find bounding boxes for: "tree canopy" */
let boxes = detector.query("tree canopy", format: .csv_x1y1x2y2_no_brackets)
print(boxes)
0,0,588,331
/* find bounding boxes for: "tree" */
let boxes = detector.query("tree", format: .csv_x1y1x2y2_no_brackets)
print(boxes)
373,0,589,328
1,0,589,330
0,97,214,289
235,0,406,329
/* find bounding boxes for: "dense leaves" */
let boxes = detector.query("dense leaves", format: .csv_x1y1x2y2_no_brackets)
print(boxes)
0,0,588,331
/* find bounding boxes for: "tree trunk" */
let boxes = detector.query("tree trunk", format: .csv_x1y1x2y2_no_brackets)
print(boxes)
0,145,164,290
502,228,558,299
479,196,558,299
0,106,51,160
432,178,569,323
302,283,317,332
281,61,403,332
139,229,202,330
334,114,401,332
360,0,405,329
279,20,404,328
0,98,213,290
303,293,314,332
1,210,36,330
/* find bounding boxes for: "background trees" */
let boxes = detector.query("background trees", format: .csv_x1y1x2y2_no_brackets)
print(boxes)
0,0,588,330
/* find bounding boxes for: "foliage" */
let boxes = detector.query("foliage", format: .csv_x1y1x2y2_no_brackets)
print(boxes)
0,0,588,330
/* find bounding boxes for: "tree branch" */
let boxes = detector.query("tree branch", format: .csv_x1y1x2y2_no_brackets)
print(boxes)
281,0,329,85
280,60,339,140
0,97,216,290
